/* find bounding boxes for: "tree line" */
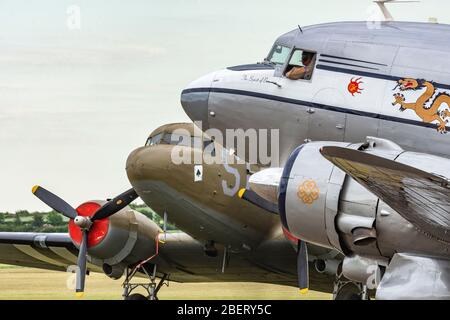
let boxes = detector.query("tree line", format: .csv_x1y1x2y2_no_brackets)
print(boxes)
0,204,178,233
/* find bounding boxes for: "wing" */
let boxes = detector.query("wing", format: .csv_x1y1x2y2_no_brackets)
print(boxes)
154,232,334,292
0,231,334,293
320,146,450,244
376,253,450,300
0,232,104,272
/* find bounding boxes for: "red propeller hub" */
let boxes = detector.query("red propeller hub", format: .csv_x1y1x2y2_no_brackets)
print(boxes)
68,202,109,247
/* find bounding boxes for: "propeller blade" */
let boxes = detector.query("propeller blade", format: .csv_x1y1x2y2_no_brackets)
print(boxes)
297,240,309,294
238,188,279,215
32,185,77,219
91,188,138,221
76,230,88,296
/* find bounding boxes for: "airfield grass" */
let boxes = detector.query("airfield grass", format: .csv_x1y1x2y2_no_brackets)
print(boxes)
0,264,331,300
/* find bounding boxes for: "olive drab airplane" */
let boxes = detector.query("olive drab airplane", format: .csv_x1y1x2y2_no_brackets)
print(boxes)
0,123,339,300
181,19,450,299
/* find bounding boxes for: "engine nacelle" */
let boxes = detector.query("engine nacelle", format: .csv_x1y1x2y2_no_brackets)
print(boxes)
102,263,127,280
69,201,160,276
314,258,340,276
279,138,450,260
279,141,353,250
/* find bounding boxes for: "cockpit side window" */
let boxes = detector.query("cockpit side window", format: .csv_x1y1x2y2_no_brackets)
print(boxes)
284,49,317,81
145,133,163,146
266,44,291,65
164,133,188,146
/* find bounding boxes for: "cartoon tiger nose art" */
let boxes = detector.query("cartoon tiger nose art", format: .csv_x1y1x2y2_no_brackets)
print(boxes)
392,78,450,134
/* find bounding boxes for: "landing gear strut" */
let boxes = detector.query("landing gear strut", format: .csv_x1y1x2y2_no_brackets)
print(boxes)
333,267,368,300
122,264,169,300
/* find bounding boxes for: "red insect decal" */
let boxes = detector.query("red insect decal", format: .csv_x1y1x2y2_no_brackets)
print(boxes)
348,77,364,96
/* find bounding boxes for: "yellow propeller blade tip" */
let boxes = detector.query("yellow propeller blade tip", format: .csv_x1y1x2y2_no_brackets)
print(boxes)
31,185,39,194
157,232,166,244
75,292,84,298
299,288,309,295
238,188,246,199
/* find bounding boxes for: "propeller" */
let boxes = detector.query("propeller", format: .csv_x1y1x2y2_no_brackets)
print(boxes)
91,188,139,221
297,240,309,294
32,185,139,296
238,188,279,215
238,187,309,294
32,185,77,219
76,231,88,295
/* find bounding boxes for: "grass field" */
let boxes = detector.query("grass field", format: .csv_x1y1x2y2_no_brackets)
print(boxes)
0,264,331,300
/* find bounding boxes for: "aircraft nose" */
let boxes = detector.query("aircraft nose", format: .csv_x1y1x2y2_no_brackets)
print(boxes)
126,146,170,183
180,71,216,128
126,147,147,182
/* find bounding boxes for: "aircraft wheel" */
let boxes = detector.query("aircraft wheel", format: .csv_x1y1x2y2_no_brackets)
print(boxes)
125,293,148,300
334,283,365,300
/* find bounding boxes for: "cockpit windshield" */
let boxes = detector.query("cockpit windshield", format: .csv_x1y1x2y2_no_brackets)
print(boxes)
163,133,202,148
266,44,291,65
145,132,203,149
145,133,163,146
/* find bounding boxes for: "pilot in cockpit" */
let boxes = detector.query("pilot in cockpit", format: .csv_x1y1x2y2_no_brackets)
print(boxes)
285,51,316,80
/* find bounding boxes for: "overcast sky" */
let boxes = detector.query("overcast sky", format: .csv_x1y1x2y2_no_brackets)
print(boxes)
1,0,448,212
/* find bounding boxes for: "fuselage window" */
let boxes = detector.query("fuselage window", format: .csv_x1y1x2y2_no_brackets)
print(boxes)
284,49,316,81
145,133,163,146
266,44,291,65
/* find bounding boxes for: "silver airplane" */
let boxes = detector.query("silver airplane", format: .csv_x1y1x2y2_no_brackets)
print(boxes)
181,21,450,161
180,21,450,299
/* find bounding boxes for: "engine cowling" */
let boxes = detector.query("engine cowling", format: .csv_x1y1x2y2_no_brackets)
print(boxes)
279,141,352,251
68,201,160,278
278,137,450,260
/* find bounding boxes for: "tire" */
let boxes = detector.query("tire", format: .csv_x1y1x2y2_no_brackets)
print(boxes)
125,293,148,300
335,283,364,300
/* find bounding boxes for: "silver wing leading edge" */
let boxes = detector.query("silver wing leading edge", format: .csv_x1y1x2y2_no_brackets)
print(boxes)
321,146,450,299
321,146,450,244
